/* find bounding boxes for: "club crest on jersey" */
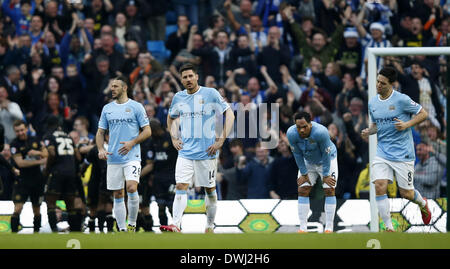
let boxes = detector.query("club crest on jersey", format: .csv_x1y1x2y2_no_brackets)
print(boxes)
125,108,131,113
44,140,50,146
309,139,315,144
10,147,16,154
163,141,169,148
389,105,395,111
198,98,204,104
32,142,38,148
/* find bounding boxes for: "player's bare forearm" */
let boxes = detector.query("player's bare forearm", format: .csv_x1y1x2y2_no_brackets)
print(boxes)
132,125,152,146
95,128,106,151
167,115,179,139
361,123,377,138
408,108,428,128
368,123,377,135
217,108,235,145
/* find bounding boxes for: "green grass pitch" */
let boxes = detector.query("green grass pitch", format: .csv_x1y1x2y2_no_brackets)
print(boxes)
1,232,449,249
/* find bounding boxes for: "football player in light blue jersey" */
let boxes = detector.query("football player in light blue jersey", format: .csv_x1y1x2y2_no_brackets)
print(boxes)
160,63,235,233
362,67,431,231
96,77,151,232
287,111,338,233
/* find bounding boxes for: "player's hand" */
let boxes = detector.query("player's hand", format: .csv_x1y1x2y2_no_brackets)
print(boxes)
361,128,370,139
206,140,223,156
394,118,409,131
118,141,135,155
172,138,183,151
297,174,311,186
323,175,336,188
98,149,112,160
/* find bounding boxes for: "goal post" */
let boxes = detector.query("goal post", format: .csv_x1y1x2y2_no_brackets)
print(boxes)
367,47,450,232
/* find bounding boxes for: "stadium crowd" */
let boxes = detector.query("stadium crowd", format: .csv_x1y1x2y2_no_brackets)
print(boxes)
0,0,448,231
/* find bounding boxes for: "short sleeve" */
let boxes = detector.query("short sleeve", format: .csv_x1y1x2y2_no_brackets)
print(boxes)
212,89,230,114
98,106,109,130
168,94,180,119
401,94,422,115
136,103,149,128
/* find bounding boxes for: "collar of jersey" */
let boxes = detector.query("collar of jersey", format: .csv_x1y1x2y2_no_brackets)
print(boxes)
377,89,394,102
186,86,202,96
114,98,131,105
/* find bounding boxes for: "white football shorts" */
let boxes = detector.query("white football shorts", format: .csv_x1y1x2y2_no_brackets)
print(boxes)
297,157,338,189
371,156,415,190
106,161,141,190
175,156,218,188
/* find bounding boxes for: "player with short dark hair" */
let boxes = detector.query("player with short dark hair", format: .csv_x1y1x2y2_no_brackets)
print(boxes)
96,76,151,232
361,67,431,231
43,116,83,232
160,63,235,233
9,120,48,233
287,111,338,233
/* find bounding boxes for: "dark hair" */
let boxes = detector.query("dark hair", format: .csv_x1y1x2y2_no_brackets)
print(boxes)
114,75,129,89
13,119,27,128
179,63,197,75
230,138,243,148
378,67,397,83
294,111,311,123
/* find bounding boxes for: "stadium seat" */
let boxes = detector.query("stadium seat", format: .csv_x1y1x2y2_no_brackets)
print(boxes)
147,40,171,63
165,24,178,40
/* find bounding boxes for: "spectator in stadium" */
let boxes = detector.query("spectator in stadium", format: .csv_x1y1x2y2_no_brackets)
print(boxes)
59,14,92,70
166,15,191,63
144,0,167,41
268,133,298,199
414,142,446,199
229,33,257,88
218,138,248,200
257,26,290,86
82,54,112,126
85,32,125,75
398,16,433,47
128,51,163,86
0,65,26,109
83,0,114,38
171,25,203,81
0,85,23,143
202,14,227,45
193,29,234,88
285,5,347,70
236,141,273,199
335,27,363,79
1,0,35,37
121,40,140,77
172,0,199,26
353,17,392,80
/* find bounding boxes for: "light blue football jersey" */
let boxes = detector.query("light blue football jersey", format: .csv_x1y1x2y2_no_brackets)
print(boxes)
286,121,337,176
368,90,422,162
98,99,149,164
168,86,230,160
